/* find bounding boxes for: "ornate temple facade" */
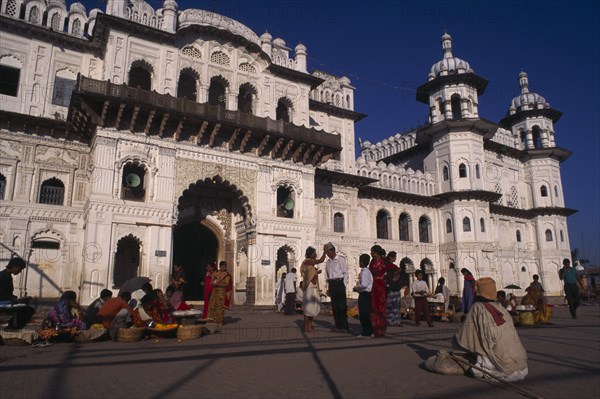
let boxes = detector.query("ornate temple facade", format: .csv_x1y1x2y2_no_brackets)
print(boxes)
0,1,574,305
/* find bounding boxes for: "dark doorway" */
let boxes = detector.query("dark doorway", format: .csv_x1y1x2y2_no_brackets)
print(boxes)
173,222,218,301
113,235,140,288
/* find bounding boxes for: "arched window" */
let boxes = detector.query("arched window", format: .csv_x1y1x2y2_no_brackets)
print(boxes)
480,217,485,232
72,19,81,36
475,164,480,179
545,229,553,242
532,126,542,149
446,218,452,233
521,266,527,272
121,162,146,202
451,95,462,119
540,185,548,197
376,210,390,239
276,186,294,218
52,69,77,107
443,165,449,181
210,51,230,66
276,98,292,123
459,163,467,178
51,13,61,31
437,99,445,120
418,216,431,243
462,217,471,232
128,63,152,90
333,212,345,233
560,230,564,242
208,77,227,108
28,5,39,23
238,83,256,114
0,173,6,200
516,230,522,242
399,212,411,241
39,178,65,205
177,70,197,101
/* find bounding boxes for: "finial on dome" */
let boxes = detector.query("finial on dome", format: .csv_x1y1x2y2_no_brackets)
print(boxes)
441,32,453,59
519,71,529,94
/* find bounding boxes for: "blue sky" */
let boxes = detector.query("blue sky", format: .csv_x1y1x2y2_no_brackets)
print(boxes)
81,1,599,263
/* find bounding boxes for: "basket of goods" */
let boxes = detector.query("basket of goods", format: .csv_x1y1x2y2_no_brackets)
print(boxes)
147,323,179,338
117,327,145,342
176,324,203,340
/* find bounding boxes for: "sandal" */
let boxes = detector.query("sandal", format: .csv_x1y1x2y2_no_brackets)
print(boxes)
31,341,42,348
39,341,53,347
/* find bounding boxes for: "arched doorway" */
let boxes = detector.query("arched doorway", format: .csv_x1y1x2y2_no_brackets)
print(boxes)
113,235,141,288
175,175,254,304
173,222,218,301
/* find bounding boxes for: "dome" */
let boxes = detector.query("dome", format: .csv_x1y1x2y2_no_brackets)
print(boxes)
273,38,286,47
89,8,101,19
509,71,548,114
428,33,473,81
295,43,306,53
261,31,272,41
69,2,86,14
48,0,66,8
163,0,178,11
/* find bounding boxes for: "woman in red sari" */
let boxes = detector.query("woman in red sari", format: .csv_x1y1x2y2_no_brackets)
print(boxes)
369,245,388,337
202,263,215,319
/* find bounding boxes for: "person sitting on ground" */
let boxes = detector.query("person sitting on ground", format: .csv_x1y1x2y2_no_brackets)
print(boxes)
97,291,133,340
84,289,113,328
454,277,528,382
133,294,164,327
47,290,85,331
0,257,35,330
168,287,192,311
130,282,155,309
152,289,174,323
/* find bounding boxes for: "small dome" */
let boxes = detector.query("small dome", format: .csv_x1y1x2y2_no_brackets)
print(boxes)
509,71,548,113
261,31,272,41
163,0,178,10
69,2,86,14
339,76,351,85
429,33,473,80
273,38,286,47
295,43,307,53
48,0,66,8
89,8,101,19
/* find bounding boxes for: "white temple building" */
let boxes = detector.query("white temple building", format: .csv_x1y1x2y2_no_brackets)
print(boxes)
0,0,574,305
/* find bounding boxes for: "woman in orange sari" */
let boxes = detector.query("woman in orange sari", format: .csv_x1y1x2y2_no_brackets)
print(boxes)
369,245,388,337
207,261,232,325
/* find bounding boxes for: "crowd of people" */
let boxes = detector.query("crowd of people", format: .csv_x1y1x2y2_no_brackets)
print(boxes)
0,258,234,344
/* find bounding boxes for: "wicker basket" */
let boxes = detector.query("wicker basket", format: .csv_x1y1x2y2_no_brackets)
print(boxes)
117,327,144,342
176,324,202,340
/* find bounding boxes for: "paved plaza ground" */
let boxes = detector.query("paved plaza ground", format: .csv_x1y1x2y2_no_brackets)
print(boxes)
1,303,598,399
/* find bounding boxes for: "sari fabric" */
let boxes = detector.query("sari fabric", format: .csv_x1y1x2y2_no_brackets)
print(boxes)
369,257,388,336
202,271,213,319
47,300,84,330
207,270,232,324
462,275,476,313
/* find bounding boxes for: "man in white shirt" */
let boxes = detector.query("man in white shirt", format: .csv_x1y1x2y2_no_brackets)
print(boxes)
353,253,373,338
283,268,297,315
325,243,349,333
412,269,433,327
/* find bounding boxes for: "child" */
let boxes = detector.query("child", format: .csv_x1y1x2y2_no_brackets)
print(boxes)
353,253,374,338
411,270,433,327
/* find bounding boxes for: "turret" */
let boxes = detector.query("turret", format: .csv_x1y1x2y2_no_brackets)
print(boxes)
295,43,307,73
260,31,272,58
162,0,178,33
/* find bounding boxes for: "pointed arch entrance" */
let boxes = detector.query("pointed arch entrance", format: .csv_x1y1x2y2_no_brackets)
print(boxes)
175,175,254,303
113,235,141,288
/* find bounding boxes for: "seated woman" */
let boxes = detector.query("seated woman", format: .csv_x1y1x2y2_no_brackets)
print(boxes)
39,291,85,343
454,278,528,382
133,295,164,327
165,286,192,311
152,289,174,323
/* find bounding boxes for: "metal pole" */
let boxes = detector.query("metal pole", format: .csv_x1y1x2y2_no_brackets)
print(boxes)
23,247,33,298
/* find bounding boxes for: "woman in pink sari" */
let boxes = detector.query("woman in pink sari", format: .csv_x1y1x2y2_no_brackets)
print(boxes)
202,263,215,319
369,245,388,337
